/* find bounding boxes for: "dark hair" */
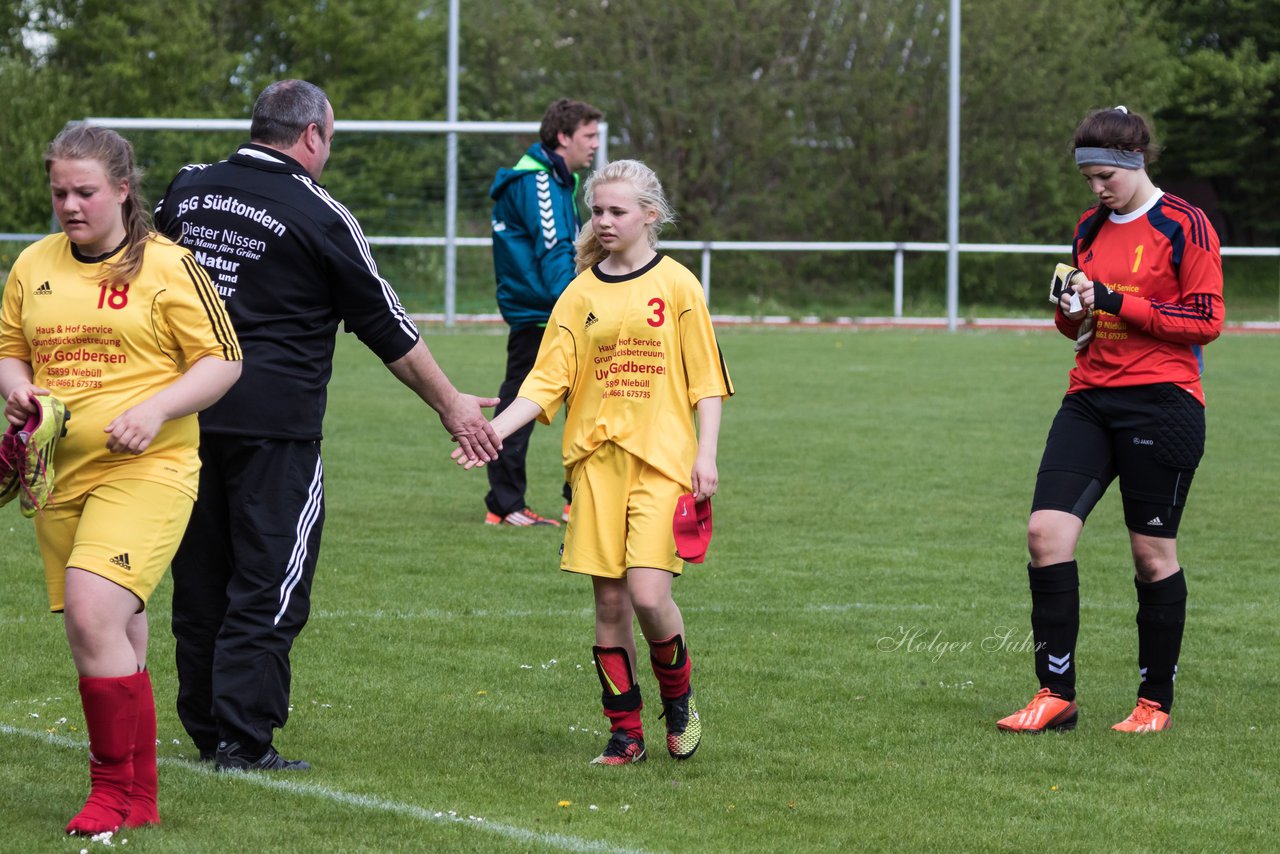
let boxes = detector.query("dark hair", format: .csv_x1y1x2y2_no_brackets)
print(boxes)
1073,106,1160,252
251,80,331,147
1073,106,1160,165
539,98,603,150
44,125,152,283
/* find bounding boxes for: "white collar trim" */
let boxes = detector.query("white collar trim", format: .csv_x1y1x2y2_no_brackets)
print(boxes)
237,146,285,164
1109,189,1163,224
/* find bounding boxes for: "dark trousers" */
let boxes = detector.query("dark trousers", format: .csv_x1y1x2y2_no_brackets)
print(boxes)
485,325,570,515
171,434,325,755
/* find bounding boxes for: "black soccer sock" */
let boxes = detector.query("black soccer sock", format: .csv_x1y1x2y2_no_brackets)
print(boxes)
1134,569,1187,713
1029,561,1080,701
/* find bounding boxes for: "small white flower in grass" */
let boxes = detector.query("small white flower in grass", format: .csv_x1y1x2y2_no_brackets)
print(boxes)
620,804,631,813
520,664,533,670
172,739,181,745
56,717,67,724
589,804,599,811
29,713,38,718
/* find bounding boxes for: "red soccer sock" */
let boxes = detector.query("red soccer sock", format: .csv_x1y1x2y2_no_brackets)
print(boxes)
593,646,643,736
66,672,142,836
648,633,692,701
125,669,160,828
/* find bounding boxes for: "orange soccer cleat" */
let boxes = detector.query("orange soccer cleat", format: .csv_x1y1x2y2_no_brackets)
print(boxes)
1111,698,1171,733
484,507,561,527
996,688,1079,733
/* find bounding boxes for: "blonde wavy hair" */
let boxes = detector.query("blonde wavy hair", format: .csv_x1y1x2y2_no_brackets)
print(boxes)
573,159,676,273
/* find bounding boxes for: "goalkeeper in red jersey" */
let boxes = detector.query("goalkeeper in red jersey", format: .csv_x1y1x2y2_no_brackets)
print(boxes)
997,106,1223,735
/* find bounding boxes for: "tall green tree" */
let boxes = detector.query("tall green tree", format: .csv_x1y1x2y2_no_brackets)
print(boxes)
1154,0,1280,243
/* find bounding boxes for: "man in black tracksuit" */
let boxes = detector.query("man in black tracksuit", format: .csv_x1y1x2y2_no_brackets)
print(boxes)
154,79,500,770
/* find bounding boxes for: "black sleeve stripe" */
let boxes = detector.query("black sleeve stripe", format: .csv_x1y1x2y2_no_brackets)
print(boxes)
676,307,732,397
558,324,578,401
181,254,242,360
1151,293,1215,323
1162,195,1213,251
717,345,734,396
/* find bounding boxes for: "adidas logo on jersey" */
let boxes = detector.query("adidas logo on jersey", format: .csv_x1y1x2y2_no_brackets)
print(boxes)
585,312,599,330
109,553,132,571
34,281,52,295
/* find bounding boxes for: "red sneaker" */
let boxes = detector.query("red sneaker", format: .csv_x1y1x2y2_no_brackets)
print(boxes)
590,730,646,766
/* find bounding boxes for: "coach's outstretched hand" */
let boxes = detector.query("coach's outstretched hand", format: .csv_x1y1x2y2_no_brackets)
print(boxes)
450,397,542,470
384,340,502,463
440,392,502,464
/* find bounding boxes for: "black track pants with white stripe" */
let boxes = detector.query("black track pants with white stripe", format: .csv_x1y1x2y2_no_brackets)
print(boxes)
171,434,325,755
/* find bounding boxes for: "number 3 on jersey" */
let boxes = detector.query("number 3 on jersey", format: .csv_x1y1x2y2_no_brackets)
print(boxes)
647,297,665,327
98,282,129,310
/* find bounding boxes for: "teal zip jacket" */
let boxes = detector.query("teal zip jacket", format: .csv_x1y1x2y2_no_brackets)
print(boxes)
490,144,581,329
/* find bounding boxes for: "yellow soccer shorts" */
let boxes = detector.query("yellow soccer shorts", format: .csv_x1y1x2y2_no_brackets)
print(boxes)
34,479,194,612
562,441,685,578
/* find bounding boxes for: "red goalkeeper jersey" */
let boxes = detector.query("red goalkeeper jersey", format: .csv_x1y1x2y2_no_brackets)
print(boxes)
1058,190,1224,405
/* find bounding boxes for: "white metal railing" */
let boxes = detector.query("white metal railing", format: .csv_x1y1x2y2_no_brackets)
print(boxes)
80,116,610,327
51,117,1278,326
3,231,1277,323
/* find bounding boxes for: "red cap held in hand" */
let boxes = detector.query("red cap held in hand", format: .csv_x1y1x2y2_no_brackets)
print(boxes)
672,493,713,563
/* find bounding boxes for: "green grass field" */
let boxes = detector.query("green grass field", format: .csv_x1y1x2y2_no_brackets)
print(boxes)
2,327,1277,852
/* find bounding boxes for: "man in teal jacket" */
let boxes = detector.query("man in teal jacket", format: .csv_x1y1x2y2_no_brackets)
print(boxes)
486,98,602,526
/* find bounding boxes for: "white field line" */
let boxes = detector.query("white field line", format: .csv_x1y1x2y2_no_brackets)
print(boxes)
0,723,654,854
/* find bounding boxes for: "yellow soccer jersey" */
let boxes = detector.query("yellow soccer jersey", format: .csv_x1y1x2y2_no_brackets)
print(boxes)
519,254,733,486
0,233,241,501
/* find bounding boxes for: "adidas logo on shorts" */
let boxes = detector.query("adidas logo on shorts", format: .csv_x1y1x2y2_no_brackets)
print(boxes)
1147,516,1163,527
109,553,132,571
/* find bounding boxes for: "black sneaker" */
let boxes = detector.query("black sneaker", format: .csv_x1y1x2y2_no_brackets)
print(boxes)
215,740,311,771
659,690,702,760
589,730,647,766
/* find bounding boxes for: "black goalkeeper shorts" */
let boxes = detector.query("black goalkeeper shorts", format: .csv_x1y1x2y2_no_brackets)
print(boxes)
1031,383,1205,538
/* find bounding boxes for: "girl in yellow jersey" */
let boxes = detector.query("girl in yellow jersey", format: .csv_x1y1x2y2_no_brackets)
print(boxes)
456,160,732,765
0,126,242,835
